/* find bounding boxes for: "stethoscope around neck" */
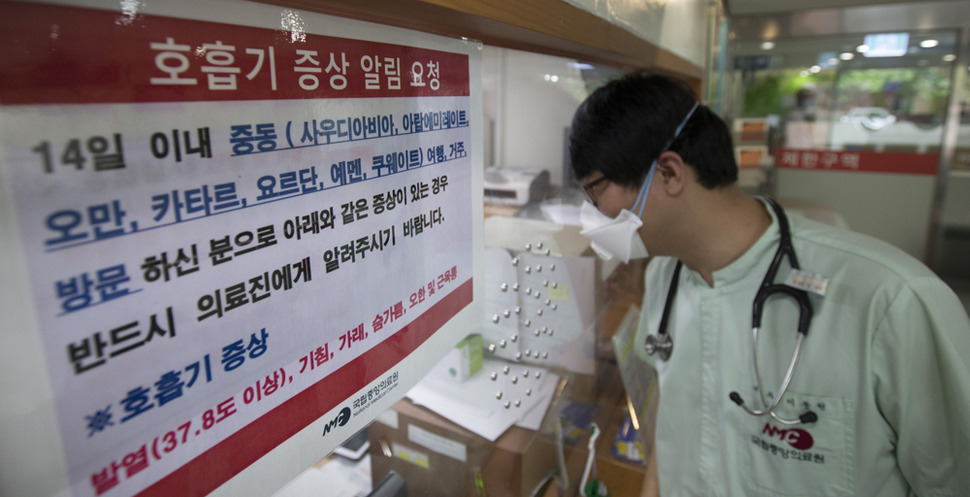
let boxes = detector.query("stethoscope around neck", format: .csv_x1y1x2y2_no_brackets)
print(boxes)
645,197,819,425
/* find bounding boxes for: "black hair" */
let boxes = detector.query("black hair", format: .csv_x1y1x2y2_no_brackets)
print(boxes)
796,88,816,107
569,72,738,190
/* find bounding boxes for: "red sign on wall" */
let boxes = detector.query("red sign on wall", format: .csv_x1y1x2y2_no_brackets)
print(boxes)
776,148,939,176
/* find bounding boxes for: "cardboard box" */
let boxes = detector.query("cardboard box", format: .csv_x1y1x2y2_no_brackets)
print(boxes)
368,399,558,497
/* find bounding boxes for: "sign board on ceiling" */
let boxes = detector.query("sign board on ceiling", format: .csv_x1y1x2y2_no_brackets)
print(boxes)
0,1,484,496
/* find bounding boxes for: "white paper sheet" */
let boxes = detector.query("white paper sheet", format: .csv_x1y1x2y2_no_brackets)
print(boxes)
406,358,558,441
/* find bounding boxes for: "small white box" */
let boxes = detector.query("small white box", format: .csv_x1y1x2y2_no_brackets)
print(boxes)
428,334,483,383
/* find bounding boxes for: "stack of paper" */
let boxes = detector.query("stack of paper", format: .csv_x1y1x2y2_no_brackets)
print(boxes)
407,358,559,441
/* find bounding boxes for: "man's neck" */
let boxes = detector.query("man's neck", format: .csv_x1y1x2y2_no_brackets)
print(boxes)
676,187,772,286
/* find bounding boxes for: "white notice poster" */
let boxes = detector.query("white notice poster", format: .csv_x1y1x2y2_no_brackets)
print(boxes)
0,2,482,496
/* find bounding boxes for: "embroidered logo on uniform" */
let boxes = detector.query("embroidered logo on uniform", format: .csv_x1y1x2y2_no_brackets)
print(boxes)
762,423,814,450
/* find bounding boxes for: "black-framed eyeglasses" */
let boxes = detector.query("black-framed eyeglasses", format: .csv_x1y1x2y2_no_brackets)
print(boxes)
582,176,609,205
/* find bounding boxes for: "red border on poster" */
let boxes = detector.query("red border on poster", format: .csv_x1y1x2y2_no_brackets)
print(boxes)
0,3,470,105
137,279,472,496
776,148,939,176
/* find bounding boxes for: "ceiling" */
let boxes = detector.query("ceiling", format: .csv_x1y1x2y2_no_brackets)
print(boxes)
726,0,961,16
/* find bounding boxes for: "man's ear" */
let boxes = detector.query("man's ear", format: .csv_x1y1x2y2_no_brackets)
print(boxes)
655,151,688,195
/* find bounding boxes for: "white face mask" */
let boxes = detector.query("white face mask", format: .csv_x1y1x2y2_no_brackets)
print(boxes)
579,173,653,263
578,102,699,263
580,201,649,262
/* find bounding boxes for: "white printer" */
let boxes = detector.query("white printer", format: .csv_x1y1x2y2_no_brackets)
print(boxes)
483,167,552,206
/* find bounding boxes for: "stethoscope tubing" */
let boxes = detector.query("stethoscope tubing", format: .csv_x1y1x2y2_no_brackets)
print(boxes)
647,197,818,424
744,327,808,425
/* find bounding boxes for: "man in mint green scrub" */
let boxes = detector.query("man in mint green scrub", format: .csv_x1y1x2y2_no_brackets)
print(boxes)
570,72,970,497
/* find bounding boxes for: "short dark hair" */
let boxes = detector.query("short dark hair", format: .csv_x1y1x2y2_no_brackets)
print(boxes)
796,88,816,107
569,72,738,190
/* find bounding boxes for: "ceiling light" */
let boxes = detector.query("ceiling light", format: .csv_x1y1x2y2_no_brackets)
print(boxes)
800,71,809,77
943,54,957,62
761,41,775,50
857,44,870,53
840,52,855,60
920,39,939,48
810,65,821,73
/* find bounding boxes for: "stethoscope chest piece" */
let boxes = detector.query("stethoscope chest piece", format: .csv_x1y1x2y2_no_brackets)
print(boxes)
645,333,673,361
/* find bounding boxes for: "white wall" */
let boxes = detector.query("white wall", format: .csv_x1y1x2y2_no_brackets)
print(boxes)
482,47,590,187
776,169,936,259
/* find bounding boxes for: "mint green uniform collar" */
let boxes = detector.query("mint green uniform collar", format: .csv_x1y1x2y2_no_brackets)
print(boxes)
706,198,782,290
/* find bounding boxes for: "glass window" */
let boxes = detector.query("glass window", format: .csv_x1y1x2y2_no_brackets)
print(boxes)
729,31,958,154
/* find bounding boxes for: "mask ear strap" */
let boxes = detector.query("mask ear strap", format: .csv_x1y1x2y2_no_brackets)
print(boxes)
633,163,657,217
633,102,700,218
674,103,700,139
